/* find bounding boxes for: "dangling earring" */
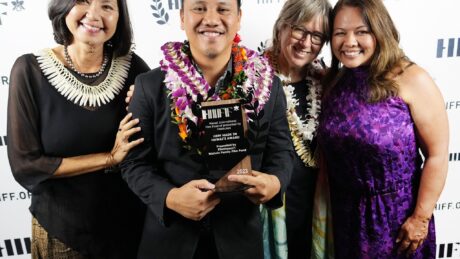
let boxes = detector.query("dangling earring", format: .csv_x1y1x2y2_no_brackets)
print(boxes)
105,40,113,48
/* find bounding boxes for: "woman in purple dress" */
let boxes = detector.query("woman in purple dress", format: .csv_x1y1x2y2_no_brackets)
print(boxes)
318,0,449,258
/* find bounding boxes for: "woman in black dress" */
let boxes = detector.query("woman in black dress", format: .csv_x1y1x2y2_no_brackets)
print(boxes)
7,0,149,258
260,0,332,258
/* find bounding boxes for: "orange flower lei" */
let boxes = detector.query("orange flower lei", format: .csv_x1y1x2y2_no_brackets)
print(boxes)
219,44,248,100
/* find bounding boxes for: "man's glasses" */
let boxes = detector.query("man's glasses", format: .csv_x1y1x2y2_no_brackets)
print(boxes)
290,25,324,45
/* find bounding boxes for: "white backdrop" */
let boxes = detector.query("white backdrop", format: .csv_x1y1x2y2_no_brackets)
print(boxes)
0,0,459,258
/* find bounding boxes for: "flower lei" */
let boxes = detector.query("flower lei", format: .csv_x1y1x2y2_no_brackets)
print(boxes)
160,41,274,150
265,51,322,167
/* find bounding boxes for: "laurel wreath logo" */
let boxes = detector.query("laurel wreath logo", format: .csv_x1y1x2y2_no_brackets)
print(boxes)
0,2,7,26
257,41,267,55
151,0,169,25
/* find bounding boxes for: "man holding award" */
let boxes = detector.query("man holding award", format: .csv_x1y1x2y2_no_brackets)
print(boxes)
121,0,293,258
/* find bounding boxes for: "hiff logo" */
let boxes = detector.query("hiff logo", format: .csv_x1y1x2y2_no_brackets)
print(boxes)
257,0,281,3
437,38,460,58
1,76,8,86
449,152,460,162
0,136,7,147
0,192,32,202
0,1,25,26
438,242,460,258
167,0,181,9
11,0,24,12
151,0,181,25
0,2,7,25
0,238,31,257
435,202,460,210
446,101,460,110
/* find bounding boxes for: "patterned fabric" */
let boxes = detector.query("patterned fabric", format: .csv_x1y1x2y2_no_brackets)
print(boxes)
260,77,321,259
32,218,84,259
260,202,288,259
317,67,436,259
311,171,334,259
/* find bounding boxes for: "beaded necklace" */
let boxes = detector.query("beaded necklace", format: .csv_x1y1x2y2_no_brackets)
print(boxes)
64,45,109,79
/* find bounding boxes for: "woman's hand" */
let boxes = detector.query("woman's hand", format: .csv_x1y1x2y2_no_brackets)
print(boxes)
106,113,144,166
396,214,430,256
125,84,135,110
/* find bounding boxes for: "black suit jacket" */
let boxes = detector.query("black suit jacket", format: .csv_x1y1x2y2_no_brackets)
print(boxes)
121,67,294,259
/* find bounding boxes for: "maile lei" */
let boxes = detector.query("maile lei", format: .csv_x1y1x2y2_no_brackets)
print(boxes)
265,51,322,167
160,41,274,152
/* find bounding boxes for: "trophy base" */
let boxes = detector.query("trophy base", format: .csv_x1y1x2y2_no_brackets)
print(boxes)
214,156,252,193
214,184,253,193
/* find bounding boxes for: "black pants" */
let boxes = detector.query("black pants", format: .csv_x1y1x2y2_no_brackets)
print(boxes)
286,160,318,259
193,223,219,259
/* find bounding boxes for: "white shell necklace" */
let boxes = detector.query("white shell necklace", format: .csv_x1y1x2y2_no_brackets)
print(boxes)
36,48,131,108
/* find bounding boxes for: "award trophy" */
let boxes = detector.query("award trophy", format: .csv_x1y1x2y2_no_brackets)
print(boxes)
201,99,252,193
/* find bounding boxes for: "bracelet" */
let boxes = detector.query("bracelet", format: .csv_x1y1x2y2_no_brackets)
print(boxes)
105,152,116,168
414,214,431,224
104,152,119,174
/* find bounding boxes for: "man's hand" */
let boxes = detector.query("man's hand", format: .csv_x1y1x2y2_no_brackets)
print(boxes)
227,170,280,204
165,180,221,221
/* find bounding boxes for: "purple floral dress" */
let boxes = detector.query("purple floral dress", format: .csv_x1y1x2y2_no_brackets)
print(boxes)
318,67,435,258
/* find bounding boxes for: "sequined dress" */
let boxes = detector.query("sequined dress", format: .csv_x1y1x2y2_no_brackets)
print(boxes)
317,67,436,258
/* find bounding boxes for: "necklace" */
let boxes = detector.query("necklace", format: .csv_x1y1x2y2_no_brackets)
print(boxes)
36,48,131,107
265,51,322,167
160,41,273,149
64,45,109,79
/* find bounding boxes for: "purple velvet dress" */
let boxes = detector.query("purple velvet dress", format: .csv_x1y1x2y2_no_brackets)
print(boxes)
318,67,436,258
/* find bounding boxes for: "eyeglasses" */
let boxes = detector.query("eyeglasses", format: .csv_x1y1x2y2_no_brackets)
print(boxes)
290,25,324,45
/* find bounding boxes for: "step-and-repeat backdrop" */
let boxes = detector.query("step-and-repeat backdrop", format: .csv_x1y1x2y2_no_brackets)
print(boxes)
0,0,459,258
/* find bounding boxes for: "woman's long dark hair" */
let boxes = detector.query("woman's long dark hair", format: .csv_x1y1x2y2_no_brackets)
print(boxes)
323,0,409,102
48,0,133,57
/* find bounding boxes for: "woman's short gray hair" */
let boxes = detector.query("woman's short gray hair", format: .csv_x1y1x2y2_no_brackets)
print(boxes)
270,0,332,55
